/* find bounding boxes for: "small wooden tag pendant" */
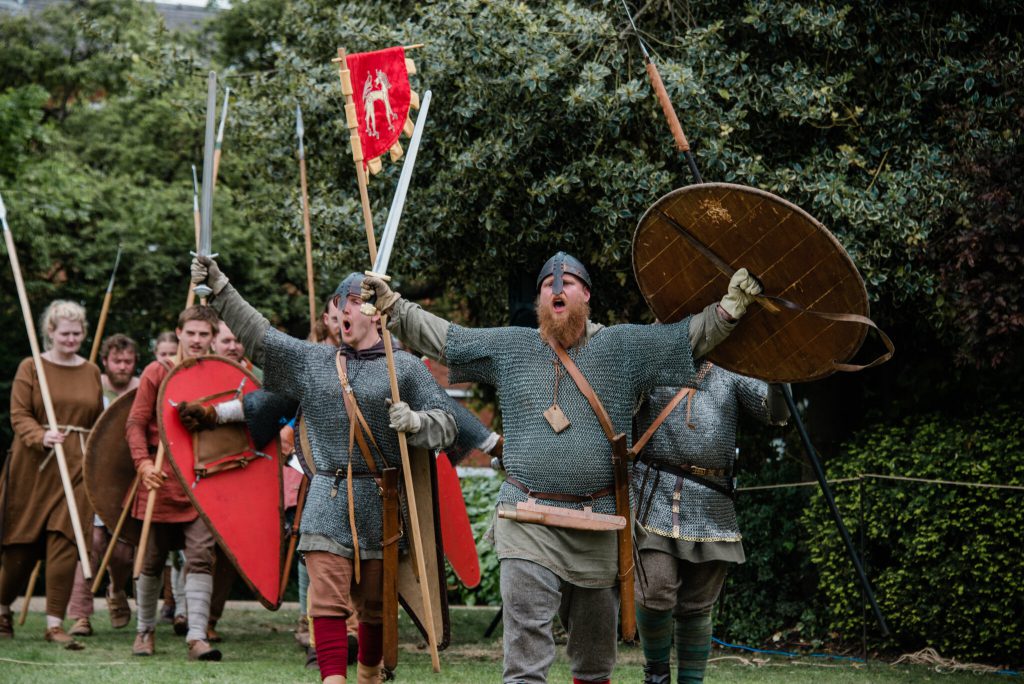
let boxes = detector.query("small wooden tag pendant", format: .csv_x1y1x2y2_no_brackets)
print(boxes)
543,404,571,433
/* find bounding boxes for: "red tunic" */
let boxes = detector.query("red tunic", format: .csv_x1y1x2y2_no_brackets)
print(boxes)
125,360,197,523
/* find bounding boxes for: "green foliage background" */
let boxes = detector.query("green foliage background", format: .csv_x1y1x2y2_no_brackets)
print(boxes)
1,0,1021,665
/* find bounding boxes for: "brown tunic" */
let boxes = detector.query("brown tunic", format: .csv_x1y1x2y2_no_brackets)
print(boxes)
3,357,103,545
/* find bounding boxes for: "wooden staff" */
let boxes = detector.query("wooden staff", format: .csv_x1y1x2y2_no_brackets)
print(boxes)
295,105,318,340
88,245,123,364
91,474,140,594
334,47,441,672
279,475,309,597
0,192,92,579
17,561,41,626
620,0,890,637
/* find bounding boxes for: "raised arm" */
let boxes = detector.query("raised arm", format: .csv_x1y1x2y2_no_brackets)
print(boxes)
190,256,271,365
361,276,452,362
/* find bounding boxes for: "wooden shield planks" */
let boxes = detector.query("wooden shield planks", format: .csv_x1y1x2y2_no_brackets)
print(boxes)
633,183,869,382
159,356,285,609
84,388,141,545
397,447,451,650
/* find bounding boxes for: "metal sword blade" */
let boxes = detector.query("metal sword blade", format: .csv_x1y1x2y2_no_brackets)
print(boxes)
198,71,217,257
372,89,433,277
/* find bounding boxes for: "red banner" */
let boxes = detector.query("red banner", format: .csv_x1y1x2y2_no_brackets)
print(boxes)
346,46,410,168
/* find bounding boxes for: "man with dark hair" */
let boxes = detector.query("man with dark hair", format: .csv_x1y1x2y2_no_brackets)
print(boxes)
125,305,222,661
360,252,762,684
67,334,141,636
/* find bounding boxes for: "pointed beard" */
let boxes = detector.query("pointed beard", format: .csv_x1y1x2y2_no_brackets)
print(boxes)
536,296,590,348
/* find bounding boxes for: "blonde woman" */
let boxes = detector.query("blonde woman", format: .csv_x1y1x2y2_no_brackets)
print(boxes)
0,300,103,648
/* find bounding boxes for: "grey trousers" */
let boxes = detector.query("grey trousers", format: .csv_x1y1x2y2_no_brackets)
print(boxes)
500,558,618,684
634,549,727,616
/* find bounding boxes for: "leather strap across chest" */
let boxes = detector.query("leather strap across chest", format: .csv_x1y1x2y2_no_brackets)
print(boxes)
629,361,714,458
546,338,618,444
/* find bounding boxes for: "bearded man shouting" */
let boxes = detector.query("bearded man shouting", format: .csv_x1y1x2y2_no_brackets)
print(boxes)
361,252,762,684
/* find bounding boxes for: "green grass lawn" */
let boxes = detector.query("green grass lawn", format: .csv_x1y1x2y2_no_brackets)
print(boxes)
0,605,1006,683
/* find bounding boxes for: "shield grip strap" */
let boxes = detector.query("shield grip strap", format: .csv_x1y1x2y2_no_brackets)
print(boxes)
654,209,895,372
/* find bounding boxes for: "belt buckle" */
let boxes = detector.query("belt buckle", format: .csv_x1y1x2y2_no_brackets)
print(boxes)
690,465,709,477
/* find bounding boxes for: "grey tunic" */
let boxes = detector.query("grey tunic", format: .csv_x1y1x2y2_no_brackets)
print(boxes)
209,285,457,559
633,364,788,563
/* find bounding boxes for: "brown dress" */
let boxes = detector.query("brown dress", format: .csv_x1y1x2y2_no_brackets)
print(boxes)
0,357,103,616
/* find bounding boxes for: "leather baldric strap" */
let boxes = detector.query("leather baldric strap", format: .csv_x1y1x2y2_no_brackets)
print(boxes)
629,362,714,458
335,353,389,584
547,338,618,443
636,457,735,500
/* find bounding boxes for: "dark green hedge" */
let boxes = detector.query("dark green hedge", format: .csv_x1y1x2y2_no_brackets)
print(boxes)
803,405,1024,664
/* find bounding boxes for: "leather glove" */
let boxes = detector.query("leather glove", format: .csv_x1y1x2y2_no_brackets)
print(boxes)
177,401,218,432
138,460,166,491
386,399,422,434
719,268,762,319
190,255,230,296
360,275,401,314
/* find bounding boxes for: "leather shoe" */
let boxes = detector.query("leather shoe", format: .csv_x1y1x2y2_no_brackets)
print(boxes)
133,629,155,656
0,612,14,638
68,616,93,636
173,613,188,636
207,619,222,643
107,590,131,629
45,625,84,650
187,638,222,661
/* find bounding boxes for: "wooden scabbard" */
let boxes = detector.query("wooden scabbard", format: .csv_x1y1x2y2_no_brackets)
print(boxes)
497,500,626,531
612,434,636,642
381,467,400,671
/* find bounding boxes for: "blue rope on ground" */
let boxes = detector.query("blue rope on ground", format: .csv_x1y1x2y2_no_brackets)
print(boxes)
711,636,865,662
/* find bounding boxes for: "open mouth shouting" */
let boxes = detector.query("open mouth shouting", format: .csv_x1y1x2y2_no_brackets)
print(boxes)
342,318,353,334
551,295,567,314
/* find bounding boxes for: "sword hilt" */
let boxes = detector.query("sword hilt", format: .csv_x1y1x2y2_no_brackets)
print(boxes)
360,271,391,316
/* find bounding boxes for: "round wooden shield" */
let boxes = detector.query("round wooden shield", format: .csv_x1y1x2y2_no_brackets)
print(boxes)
633,183,869,383
84,388,141,545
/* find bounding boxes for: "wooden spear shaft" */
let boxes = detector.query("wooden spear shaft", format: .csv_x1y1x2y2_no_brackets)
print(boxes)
0,194,92,580
296,106,318,340
17,561,41,626
334,47,441,673
88,245,123,364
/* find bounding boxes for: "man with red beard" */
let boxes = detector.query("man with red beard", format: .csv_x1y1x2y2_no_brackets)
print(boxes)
362,252,762,684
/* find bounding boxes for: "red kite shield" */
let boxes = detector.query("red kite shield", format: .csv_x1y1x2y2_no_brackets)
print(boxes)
346,47,411,168
158,356,285,609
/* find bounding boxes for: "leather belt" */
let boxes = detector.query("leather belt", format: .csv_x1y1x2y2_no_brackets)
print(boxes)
505,473,614,505
637,457,735,500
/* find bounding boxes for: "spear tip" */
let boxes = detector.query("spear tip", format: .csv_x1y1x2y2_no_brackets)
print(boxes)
0,191,6,221
296,104,304,137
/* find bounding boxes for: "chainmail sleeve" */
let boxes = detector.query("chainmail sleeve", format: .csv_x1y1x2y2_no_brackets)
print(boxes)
443,325,509,386
394,350,458,449
732,374,789,426
606,318,697,397
260,328,327,404
446,398,494,463
208,284,271,366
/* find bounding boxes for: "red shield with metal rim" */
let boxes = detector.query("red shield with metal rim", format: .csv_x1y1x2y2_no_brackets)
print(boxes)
158,356,284,609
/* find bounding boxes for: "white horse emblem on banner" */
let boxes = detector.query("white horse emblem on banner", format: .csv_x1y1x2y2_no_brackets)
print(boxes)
362,70,398,139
